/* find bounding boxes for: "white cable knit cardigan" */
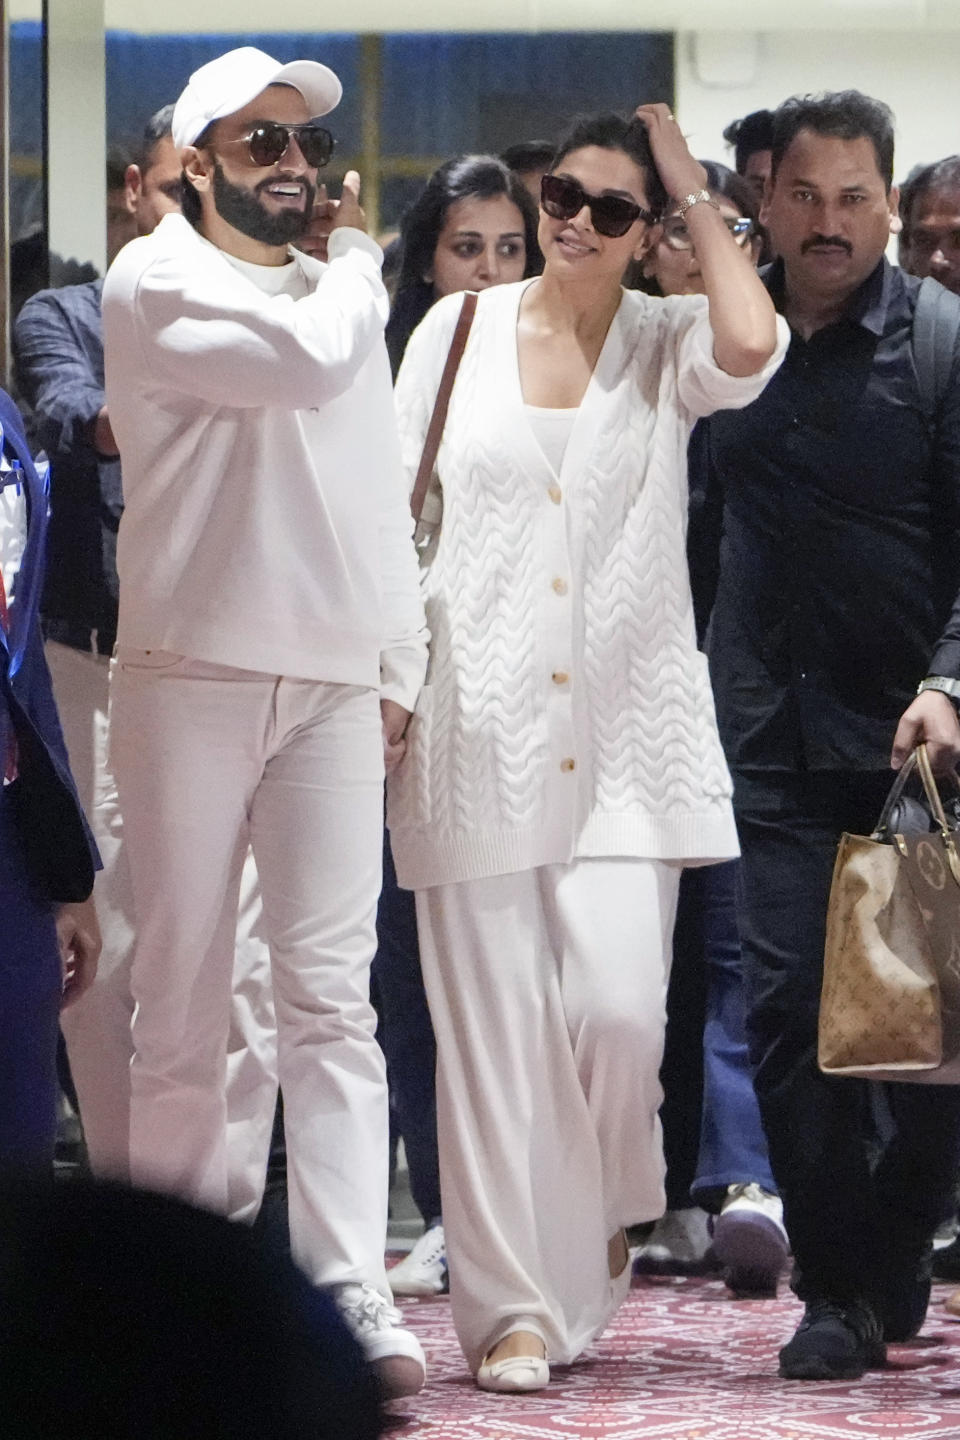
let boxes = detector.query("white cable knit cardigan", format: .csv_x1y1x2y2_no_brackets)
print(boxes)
388,280,789,890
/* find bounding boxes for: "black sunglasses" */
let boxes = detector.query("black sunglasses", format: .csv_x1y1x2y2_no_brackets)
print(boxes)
219,122,336,170
540,173,656,238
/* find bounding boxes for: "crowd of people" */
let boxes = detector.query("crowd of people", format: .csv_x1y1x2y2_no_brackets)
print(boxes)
3,39,960,1431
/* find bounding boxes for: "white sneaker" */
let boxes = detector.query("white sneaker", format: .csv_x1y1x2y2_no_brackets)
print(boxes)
712,1182,789,1296
389,1223,448,1296
633,1208,717,1275
336,1282,426,1398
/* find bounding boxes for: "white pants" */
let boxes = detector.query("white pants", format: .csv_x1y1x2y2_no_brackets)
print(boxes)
416,857,680,1371
109,649,389,1292
48,642,278,1213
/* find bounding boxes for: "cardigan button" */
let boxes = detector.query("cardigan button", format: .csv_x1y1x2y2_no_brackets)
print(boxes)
551,577,568,596
547,485,562,504
552,671,569,685
560,757,576,772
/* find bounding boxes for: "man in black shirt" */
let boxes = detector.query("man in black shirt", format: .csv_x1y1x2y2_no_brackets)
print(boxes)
700,91,960,1381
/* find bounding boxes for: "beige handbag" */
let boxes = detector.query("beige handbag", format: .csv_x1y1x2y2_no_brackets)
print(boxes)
818,743,960,1084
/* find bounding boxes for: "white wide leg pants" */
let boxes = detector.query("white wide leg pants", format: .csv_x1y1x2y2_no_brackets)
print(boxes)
49,642,278,1206
109,649,389,1293
415,857,680,1371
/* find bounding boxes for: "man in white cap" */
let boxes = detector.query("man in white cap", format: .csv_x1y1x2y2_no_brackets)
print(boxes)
101,47,428,1395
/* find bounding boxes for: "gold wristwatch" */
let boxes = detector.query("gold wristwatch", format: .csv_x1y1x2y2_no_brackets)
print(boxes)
674,189,721,218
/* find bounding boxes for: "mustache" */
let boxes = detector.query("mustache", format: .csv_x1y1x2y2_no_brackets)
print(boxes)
801,234,852,255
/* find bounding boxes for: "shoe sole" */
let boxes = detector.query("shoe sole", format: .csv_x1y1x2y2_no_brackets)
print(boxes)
778,1343,886,1381
390,1281,448,1296
713,1214,787,1293
633,1250,719,1277
779,1357,869,1380
374,1354,427,1399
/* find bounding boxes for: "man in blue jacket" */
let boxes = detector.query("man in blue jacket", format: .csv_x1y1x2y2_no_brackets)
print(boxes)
0,384,101,1171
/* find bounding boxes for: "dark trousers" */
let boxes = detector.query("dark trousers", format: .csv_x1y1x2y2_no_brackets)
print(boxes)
372,830,441,1228
0,787,62,1171
734,768,960,1305
661,860,775,1210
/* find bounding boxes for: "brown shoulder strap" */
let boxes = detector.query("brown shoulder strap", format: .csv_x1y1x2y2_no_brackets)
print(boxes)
410,290,478,523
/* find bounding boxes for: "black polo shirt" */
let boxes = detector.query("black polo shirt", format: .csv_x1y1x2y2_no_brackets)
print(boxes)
698,257,960,771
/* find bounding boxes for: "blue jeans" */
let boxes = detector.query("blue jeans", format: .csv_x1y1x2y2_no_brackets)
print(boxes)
0,786,63,1171
660,860,775,1210
372,831,441,1227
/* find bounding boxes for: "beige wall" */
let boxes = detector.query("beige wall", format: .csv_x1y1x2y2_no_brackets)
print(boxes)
47,0,106,274
675,29,960,185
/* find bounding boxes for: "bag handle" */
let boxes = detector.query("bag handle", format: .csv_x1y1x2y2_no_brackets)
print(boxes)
409,291,478,525
873,749,921,838
873,744,960,885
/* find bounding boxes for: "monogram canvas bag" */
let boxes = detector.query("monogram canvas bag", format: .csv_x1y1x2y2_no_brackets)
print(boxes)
819,744,960,1084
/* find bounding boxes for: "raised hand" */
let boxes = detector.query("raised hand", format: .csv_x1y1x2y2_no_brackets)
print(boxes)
299,172,368,262
331,170,367,233
299,182,334,261
633,103,706,203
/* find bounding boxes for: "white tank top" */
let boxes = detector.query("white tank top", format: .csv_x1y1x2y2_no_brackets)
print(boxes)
524,404,577,477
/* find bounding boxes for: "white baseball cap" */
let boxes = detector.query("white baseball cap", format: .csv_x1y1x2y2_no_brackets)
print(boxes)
171,46,343,150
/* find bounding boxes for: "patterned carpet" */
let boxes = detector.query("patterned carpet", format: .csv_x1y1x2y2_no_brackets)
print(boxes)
386,1276,960,1440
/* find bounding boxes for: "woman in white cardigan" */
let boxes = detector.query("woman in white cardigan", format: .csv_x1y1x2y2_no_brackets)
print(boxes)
389,106,789,1392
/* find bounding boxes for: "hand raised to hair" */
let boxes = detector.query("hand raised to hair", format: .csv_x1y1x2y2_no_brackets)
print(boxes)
633,104,706,204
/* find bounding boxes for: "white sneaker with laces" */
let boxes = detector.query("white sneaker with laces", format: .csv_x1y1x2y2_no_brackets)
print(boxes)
336,1282,426,1398
712,1182,789,1296
389,1222,448,1296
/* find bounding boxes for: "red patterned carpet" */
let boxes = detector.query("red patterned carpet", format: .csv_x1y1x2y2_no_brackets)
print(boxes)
386,1276,960,1440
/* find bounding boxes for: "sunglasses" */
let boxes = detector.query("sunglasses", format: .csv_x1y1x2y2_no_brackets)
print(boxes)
661,215,754,252
540,173,657,238
218,122,336,170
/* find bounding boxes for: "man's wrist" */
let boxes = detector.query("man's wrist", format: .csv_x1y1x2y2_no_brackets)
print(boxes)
327,227,382,267
917,675,960,706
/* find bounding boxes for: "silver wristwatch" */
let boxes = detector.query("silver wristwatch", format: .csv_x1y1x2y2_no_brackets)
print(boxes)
917,676,960,704
674,189,721,219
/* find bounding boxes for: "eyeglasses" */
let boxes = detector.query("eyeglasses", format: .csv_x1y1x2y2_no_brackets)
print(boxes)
661,214,754,252
540,173,656,238
217,122,336,170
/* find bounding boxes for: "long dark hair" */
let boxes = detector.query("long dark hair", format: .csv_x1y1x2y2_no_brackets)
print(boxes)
386,154,540,375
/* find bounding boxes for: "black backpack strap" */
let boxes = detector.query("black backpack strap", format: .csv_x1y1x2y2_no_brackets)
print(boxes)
913,274,960,422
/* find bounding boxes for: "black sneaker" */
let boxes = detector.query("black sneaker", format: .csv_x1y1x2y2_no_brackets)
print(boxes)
778,1299,886,1380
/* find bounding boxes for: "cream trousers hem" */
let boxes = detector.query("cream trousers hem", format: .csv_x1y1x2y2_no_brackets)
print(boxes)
415,856,680,1370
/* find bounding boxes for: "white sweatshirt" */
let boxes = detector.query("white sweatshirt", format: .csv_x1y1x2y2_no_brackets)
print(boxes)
387,281,790,889
102,212,427,706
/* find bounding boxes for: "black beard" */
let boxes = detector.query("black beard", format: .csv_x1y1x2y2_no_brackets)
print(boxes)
212,162,315,245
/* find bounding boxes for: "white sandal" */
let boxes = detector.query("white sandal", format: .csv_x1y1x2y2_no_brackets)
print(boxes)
476,1352,550,1393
